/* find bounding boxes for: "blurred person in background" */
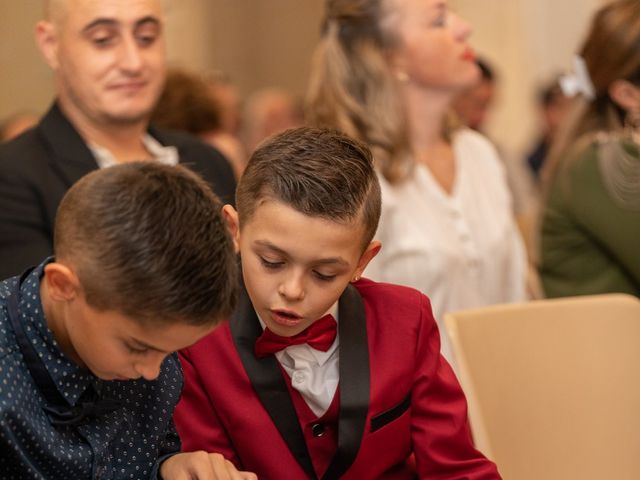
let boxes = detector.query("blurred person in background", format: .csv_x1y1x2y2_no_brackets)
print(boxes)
152,67,247,179
452,57,496,132
453,57,537,223
539,0,640,298
0,0,236,280
525,78,571,182
306,0,527,362
205,70,244,137
242,87,303,155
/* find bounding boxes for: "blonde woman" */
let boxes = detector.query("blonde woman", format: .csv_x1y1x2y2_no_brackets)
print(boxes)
540,0,640,298
306,0,527,361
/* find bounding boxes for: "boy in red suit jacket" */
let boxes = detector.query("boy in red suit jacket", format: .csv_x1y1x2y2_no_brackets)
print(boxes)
174,127,501,480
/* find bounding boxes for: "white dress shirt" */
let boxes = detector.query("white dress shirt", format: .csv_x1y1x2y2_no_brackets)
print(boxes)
89,134,179,168
365,129,527,363
258,303,339,417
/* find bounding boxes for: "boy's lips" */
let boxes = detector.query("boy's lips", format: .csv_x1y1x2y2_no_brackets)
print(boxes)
270,309,303,327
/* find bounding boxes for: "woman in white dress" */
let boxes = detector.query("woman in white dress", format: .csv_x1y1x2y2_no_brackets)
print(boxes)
306,0,527,361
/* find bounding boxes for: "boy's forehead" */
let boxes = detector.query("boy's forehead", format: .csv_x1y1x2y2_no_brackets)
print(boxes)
243,198,369,255
245,196,366,230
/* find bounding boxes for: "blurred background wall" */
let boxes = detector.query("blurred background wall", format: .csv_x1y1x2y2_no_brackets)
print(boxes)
0,0,606,156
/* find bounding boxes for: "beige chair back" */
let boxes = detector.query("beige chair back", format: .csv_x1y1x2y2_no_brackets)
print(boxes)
444,294,640,480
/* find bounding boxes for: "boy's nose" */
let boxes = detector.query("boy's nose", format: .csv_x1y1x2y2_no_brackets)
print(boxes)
134,358,163,381
278,275,305,301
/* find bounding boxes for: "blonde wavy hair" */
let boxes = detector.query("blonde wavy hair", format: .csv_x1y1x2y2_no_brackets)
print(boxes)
305,0,415,185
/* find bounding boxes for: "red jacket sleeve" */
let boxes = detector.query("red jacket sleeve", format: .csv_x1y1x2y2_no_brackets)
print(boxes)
411,294,502,479
174,348,242,468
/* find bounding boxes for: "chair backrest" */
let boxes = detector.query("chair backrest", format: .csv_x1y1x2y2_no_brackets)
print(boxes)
444,294,640,480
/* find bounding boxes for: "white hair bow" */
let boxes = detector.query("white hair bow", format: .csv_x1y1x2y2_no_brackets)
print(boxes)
560,55,596,100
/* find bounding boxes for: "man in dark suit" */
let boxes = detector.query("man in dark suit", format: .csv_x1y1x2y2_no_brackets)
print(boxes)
0,0,237,279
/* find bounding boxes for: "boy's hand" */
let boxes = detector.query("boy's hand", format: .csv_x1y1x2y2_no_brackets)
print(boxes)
160,452,257,480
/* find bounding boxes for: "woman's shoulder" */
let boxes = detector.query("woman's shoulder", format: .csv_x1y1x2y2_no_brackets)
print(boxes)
566,134,600,163
556,134,606,182
453,128,501,164
453,127,497,151
453,128,506,182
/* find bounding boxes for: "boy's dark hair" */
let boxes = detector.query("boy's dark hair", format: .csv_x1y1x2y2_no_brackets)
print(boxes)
237,126,381,249
54,162,238,326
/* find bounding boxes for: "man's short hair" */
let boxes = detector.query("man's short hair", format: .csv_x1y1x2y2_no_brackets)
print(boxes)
236,126,381,249
55,162,238,326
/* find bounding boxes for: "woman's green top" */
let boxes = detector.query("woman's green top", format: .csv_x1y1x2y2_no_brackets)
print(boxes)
540,137,640,298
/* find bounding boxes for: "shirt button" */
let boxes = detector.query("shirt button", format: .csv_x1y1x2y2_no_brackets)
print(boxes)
311,423,325,437
292,371,306,384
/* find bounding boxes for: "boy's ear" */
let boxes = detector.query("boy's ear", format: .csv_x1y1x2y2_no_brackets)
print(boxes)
43,262,80,301
35,20,60,70
609,79,640,113
352,240,382,282
222,204,240,253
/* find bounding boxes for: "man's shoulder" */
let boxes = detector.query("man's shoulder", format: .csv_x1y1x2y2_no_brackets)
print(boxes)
150,127,224,158
149,126,237,204
0,128,47,169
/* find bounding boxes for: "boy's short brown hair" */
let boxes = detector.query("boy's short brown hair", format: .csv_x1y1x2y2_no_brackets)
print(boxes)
54,162,238,326
236,126,381,249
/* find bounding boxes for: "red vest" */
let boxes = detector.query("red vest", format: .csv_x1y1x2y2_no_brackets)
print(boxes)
283,368,340,478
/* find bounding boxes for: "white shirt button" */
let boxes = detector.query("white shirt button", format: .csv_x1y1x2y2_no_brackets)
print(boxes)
292,371,306,385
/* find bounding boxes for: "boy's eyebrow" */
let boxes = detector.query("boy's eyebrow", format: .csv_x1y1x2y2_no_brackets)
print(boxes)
255,240,349,266
82,16,160,33
130,338,168,354
313,257,350,267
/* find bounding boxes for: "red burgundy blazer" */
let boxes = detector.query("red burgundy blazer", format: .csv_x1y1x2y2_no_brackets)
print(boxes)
175,279,501,479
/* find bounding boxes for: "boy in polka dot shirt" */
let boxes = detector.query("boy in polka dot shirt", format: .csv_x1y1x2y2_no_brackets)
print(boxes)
0,163,255,479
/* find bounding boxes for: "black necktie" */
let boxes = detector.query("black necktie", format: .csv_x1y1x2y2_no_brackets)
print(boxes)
42,384,123,427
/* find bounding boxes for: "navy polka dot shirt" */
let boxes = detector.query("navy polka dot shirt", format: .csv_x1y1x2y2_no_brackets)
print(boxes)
0,260,182,479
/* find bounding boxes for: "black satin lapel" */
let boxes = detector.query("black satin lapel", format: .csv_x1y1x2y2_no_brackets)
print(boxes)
322,284,370,480
229,287,317,480
38,103,100,187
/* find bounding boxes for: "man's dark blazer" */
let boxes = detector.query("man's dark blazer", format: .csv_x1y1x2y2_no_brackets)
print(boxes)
0,102,237,279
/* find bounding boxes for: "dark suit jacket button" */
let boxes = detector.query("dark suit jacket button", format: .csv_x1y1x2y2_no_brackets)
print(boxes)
311,423,325,437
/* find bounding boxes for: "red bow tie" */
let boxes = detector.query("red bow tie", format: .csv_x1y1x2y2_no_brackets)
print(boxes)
254,314,337,358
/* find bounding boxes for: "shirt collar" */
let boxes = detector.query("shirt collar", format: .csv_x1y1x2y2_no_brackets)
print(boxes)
19,259,94,406
89,133,179,169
